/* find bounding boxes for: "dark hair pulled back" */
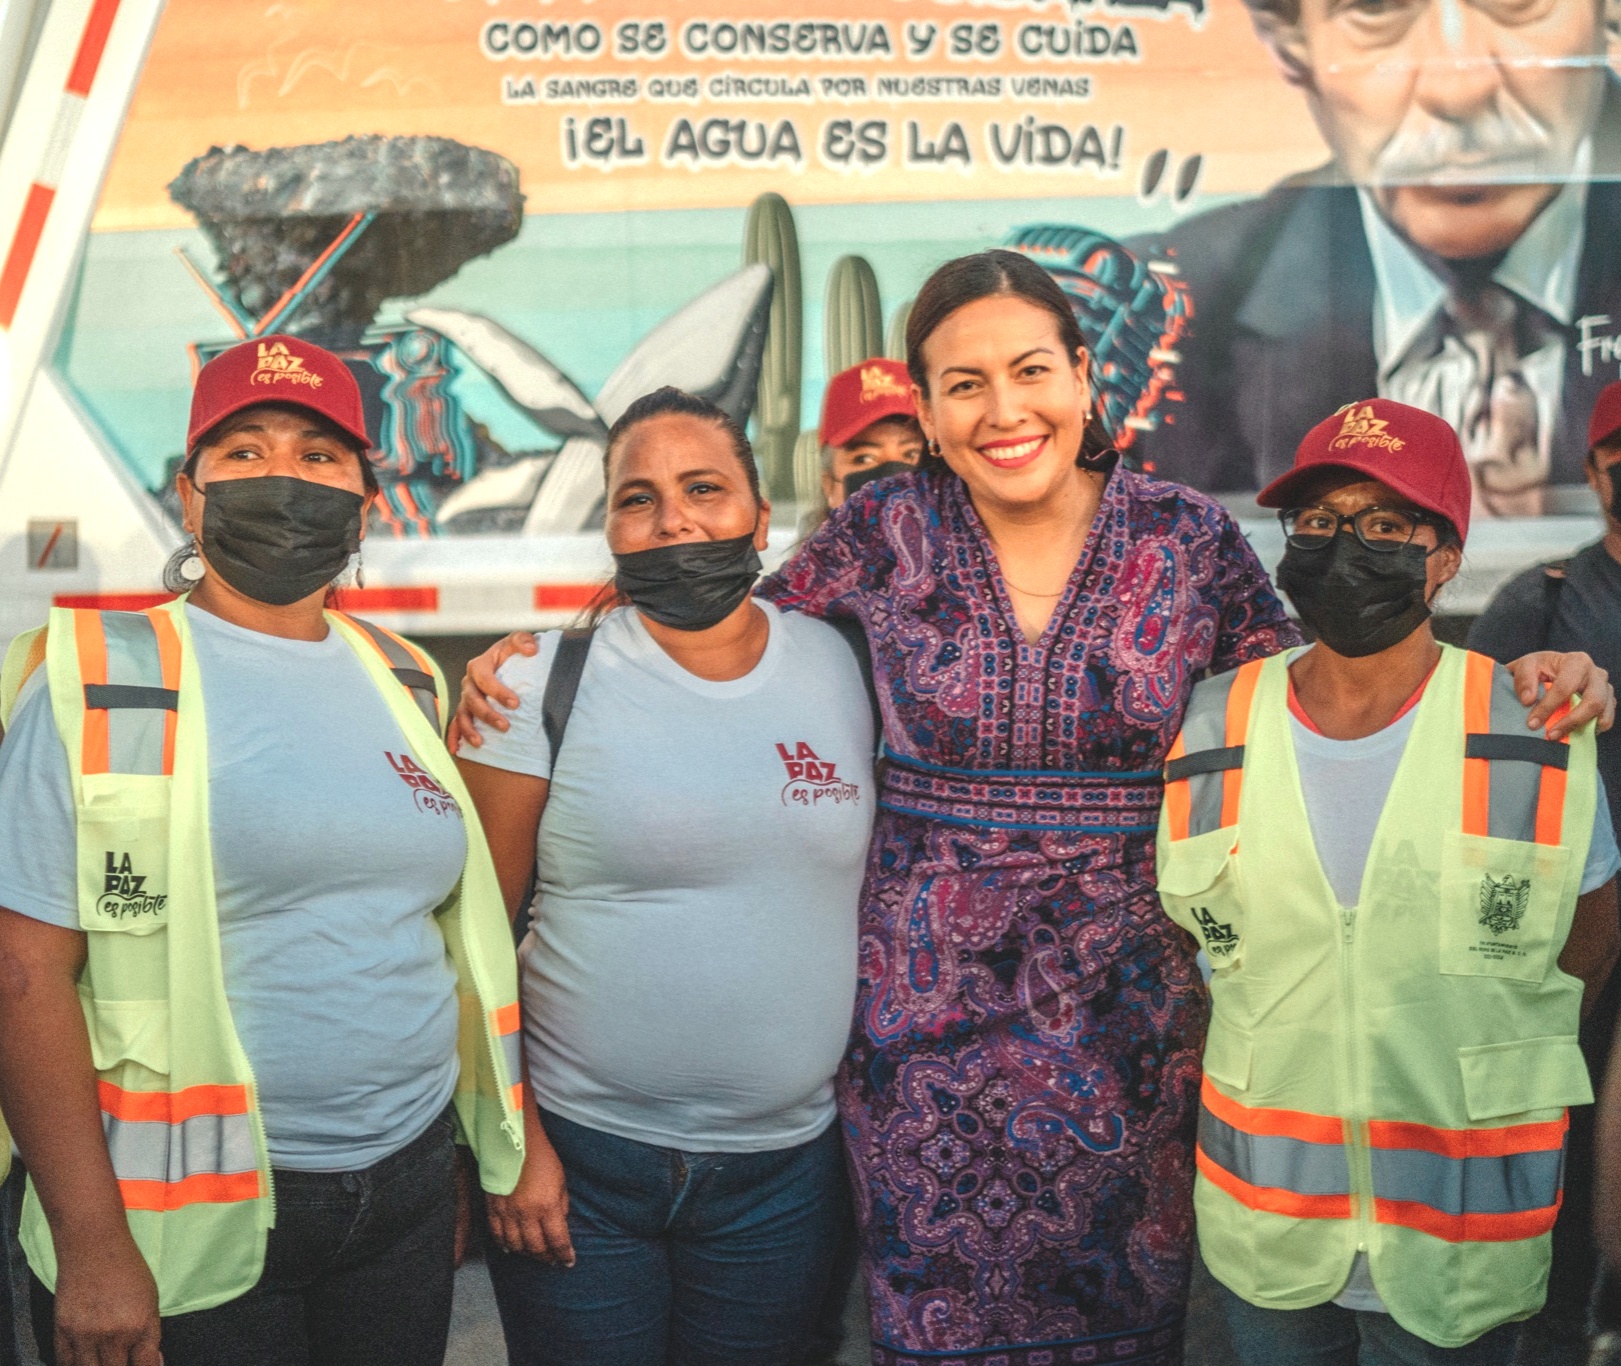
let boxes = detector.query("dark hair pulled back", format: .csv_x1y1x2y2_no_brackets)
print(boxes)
603,386,761,502
905,248,1114,468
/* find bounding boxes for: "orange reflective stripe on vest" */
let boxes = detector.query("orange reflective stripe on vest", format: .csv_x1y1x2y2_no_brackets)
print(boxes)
71,608,182,777
1367,1114,1567,1244
1461,651,1570,847
338,614,441,732
1195,1078,1353,1221
98,1081,261,1212
1164,659,1264,841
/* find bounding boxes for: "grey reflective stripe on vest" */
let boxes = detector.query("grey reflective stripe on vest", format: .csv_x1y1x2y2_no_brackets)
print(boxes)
101,1110,258,1184
1478,666,1556,843
1198,1103,1351,1198
1370,1145,1563,1217
346,617,439,731
1173,670,1245,839
499,1029,522,1090
94,612,175,776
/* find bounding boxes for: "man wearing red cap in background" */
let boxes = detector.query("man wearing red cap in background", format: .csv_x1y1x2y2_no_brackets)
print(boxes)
1158,399,1620,1363
804,359,924,534
1471,384,1621,1363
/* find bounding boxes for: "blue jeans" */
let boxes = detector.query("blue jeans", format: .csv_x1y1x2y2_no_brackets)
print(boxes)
1217,1280,1521,1366
487,1108,845,1366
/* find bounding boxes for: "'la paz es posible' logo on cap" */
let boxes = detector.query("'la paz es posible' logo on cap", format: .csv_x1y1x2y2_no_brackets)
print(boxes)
1330,403,1406,454
251,340,324,390
860,363,910,403
97,851,168,922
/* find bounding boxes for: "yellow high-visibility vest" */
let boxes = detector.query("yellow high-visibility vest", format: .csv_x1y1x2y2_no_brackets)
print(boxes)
1157,645,1597,1347
0,596,524,1315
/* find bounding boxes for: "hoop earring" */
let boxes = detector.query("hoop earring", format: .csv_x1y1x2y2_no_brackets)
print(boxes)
178,541,205,583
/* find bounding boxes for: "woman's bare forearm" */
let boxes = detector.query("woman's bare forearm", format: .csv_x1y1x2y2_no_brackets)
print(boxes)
0,907,132,1255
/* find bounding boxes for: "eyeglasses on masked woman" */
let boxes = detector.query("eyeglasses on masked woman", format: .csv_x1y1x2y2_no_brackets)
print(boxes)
1279,505,1438,554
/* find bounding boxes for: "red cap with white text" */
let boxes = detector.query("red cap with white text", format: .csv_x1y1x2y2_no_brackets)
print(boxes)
1257,398,1472,544
187,335,371,452
819,358,918,449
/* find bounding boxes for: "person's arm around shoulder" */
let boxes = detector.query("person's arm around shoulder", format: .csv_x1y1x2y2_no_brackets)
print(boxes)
0,911,161,1366
1467,564,1556,666
455,639,574,1268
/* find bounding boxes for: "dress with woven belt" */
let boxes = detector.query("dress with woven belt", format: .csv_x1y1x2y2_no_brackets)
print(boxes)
759,460,1299,1366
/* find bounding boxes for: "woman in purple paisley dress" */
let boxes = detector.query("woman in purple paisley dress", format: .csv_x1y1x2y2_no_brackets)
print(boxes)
452,250,1609,1366
754,253,1295,1366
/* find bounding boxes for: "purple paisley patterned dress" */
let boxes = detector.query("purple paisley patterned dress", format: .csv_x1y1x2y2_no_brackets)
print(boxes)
759,461,1298,1366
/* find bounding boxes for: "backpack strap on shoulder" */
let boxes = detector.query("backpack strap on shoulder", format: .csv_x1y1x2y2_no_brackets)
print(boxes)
542,629,594,772
338,613,441,732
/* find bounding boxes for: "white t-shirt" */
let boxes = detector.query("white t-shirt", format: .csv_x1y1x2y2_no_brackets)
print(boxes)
465,600,874,1152
0,605,465,1171
1285,652,1621,1313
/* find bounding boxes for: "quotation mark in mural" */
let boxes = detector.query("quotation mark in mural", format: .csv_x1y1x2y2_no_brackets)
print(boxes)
1140,151,1203,206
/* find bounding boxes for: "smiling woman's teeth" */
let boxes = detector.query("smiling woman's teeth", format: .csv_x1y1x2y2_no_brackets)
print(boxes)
985,437,1043,463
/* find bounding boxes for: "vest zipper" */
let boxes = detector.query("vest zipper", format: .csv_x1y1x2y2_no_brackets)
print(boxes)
1339,906,1372,1253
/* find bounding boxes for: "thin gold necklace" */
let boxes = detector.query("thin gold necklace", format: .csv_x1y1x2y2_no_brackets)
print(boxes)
1000,575,1066,597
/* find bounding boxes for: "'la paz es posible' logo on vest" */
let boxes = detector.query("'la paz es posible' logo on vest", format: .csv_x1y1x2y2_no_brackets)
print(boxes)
1330,403,1406,454
1191,905,1238,959
386,751,461,817
252,340,324,389
97,851,168,922
776,741,862,808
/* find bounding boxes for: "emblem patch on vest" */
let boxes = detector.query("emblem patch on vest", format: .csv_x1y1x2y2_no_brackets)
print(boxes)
1192,905,1239,958
96,851,168,922
1478,874,1531,936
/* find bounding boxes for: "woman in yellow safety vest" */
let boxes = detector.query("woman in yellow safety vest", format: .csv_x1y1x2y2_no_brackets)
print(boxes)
0,336,524,1366
1158,399,1621,1363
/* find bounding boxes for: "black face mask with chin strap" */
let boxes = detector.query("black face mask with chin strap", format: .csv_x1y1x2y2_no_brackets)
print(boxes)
1276,534,1435,659
612,532,763,631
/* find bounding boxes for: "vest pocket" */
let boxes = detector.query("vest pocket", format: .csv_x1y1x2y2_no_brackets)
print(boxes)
1158,827,1244,970
1438,831,1568,984
85,996,171,1082
76,775,171,935
1459,1036,1592,1120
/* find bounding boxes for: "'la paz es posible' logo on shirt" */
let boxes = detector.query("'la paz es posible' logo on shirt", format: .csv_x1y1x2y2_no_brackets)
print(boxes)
97,851,168,922
776,741,862,808
386,751,461,817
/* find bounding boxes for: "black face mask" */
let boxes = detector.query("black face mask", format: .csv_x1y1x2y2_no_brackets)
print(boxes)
199,476,364,607
843,461,914,500
1276,534,1433,659
613,532,762,631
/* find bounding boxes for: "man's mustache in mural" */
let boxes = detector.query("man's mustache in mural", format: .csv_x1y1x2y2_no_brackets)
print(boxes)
1373,91,1556,188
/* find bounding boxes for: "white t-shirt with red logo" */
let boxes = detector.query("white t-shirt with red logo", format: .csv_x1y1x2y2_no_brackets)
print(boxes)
468,600,874,1152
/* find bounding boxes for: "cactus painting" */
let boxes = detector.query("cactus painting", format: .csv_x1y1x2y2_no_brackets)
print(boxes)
824,255,883,379
743,192,803,500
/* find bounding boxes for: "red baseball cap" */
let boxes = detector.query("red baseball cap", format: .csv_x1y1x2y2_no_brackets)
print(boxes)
820,358,918,450
1590,382,1621,450
188,335,371,452
1257,398,1472,545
